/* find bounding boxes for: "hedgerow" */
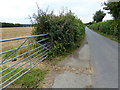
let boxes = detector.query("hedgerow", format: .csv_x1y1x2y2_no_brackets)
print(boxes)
89,20,119,42
31,9,85,57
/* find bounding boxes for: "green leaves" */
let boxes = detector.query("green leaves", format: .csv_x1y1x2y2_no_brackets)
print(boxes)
89,20,119,42
93,10,106,23
104,2,120,20
32,8,85,57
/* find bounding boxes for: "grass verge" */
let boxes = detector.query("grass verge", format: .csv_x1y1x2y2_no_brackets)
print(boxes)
92,30,119,43
2,66,48,88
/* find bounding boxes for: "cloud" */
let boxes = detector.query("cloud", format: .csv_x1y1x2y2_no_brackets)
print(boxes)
0,0,112,23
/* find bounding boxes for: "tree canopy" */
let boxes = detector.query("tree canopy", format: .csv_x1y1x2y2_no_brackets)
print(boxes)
103,1,120,20
93,10,106,23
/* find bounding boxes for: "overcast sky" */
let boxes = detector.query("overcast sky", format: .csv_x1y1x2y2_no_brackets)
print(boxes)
0,0,113,24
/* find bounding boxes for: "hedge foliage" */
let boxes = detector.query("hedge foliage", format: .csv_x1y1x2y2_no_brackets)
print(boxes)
89,20,119,41
32,9,85,57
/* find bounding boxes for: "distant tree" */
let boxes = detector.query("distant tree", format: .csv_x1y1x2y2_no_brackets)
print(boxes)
103,1,120,20
93,10,106,23
1,22,22,27
85,21,95,25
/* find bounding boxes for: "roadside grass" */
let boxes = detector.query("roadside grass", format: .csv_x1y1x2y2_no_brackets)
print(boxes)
88,20,119,43
2,66,48,88
92,29,119,43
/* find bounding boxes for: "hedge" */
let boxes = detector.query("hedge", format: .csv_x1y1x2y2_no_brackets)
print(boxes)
88,20,119,41
31,9,85,57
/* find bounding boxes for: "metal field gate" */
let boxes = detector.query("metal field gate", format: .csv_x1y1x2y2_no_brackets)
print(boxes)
0,34,50,89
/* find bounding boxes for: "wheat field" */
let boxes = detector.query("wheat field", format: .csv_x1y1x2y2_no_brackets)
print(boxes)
1,27,33,51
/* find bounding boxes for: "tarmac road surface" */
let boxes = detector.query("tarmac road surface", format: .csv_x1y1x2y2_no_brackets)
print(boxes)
86,27,118,88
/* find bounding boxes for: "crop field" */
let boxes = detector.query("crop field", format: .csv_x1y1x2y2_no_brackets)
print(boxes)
1,27,33,51
0,27,49,88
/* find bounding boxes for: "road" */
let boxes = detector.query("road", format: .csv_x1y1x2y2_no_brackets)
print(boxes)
52,27,118,88
85,27,118,88
52,39,92,88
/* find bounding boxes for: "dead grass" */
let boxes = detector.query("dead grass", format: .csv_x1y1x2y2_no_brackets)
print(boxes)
0,27,33,51
1,27,33,39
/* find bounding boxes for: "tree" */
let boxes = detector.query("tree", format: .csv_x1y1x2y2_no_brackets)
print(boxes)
103,1,120,20
103,2,120,41
93,10,106,23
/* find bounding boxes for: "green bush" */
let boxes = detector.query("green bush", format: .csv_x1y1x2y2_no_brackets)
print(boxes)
89,20,119,41
31,9,85,57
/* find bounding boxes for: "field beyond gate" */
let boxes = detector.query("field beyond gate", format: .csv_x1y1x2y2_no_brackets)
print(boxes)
0,33,50,89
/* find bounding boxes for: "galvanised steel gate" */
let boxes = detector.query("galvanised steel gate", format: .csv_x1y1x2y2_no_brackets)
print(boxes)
0,34,50,89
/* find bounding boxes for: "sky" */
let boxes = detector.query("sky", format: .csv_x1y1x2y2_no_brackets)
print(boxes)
0,0,113,24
